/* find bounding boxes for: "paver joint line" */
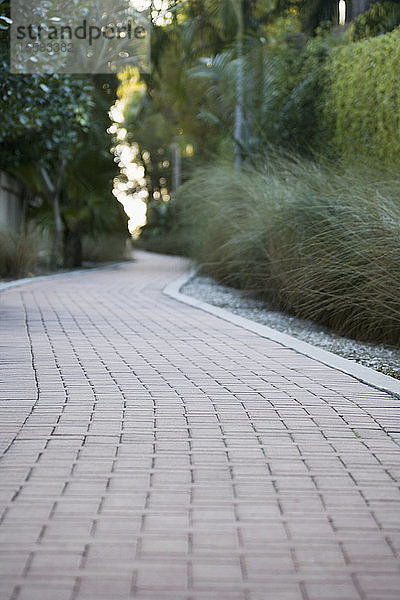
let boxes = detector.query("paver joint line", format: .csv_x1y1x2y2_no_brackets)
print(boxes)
0,250,399,600
164,269,400,398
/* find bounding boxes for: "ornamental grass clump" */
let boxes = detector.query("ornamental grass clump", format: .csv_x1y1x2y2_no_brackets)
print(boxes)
175,155,400,344
0,224,44,278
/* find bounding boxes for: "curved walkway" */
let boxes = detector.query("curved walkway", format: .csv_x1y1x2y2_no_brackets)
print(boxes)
0,251,399,600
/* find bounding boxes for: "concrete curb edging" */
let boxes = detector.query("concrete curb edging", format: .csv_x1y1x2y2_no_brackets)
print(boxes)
164,270,400,398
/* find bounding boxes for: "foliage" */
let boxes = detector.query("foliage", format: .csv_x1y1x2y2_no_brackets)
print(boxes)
117,0,298,214
173,155,400,344
5,74,129,269
275,28,344,152
82,234,131,263
324,28,400,166
136,196,187,255
0,224,48,278
349,1,400,40
27,77,129,268
116,28,219,206
63,79,127,256
0,0,94,170
1,0,128,268
0,72,94,170
297,0,338,34
169,18,343,162
114,1,400,348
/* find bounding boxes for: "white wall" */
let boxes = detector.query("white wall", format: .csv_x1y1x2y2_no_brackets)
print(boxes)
0,172,24,232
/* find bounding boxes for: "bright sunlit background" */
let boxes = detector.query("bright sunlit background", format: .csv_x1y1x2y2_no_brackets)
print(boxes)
111,141,148,237
339,0,346,25
131,0,173,25
109,3,173,236
109,70,149,237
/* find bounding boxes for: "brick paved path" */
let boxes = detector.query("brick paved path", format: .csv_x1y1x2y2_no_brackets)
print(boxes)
1,251,400,600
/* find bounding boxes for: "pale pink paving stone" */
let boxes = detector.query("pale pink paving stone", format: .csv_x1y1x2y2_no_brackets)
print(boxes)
0,251,399,600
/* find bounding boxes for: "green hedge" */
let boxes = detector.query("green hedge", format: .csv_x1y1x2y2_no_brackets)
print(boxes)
324,28,400,166
350,2,400,40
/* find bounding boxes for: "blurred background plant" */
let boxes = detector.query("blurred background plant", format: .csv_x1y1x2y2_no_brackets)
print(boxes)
0,223,49,278
0,0,129,277
174,154,400,344
107,0,400,345
2,0,400,345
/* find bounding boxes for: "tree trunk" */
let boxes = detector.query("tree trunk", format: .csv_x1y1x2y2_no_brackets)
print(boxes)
171,141,181,193
41,159,66,269
52,168,64,269
63,227,83,268
234,0,244,170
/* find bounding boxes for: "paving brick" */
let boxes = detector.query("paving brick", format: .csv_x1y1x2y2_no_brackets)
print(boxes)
192,559,243,586
134,561,188,590
1,251,400,600
140,534,188,557
77,576,133,598
304,579,361,600
16,586,73,600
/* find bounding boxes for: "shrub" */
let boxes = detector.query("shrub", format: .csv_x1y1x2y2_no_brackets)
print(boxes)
275,30,341,153
324,28,400,167
350,1,400,40
175,155,400,344
135,197,187,256
81,234,131,263
0,224,47,278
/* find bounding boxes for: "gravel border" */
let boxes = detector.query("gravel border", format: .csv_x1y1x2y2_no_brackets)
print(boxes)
181,275,400,381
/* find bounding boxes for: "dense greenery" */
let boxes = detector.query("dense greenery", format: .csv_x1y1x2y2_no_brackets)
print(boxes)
0,224,47,278
324,28,400,166
3,0,400,346
174,157,400,344
0,0,128,273
117,0,400,346
350,1,400,39
0,0,94,170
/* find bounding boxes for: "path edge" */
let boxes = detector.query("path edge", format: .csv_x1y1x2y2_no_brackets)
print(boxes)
0,262,131,293
164,270,400,398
